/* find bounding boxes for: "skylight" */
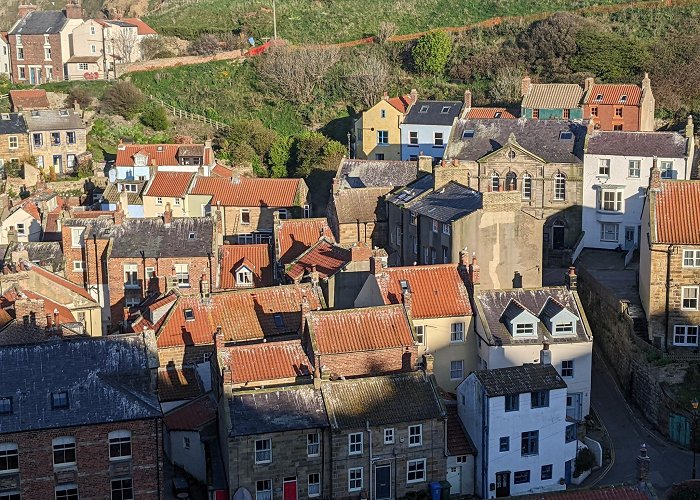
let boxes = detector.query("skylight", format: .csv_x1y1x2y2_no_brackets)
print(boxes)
419,105,429,113
494,112,502,118
619,95,628,103
441,106,451,114
188,232,196,240
595,94,603,101
462,130,475,139
184,309,195,321
559,131,573,140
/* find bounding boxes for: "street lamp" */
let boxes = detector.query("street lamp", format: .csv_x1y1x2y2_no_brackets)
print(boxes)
347,132,352,159
692,398,698,480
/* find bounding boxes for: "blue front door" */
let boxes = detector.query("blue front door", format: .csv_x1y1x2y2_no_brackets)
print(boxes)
565,459,573,484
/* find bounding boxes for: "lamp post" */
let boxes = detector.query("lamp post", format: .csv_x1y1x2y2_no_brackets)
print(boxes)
692,398,698,480
347,132,352,159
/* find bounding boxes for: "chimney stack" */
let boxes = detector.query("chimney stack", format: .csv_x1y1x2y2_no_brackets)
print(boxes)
521,76,532,97
382,91,389,101
642,72,651,92
565,266,577,291
540,342,552,366
422,353,434,374
686,115,694,139
200,273,210,300
370,255,385,276
64,0,82,19
649,157,661,190
417,155,433,174
469,254,480,286
214,326,224,352
512,271,523,289
636,444,650,483
401,283,413,317
584,77,594,92
17,4,37,19
163,203,172,226
15,296,46,328
409,88,418,105
350,242,372,262
463,89,472,110
309,264,319,286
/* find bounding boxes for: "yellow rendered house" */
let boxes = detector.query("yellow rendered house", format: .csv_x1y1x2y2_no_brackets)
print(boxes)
353,90,415,160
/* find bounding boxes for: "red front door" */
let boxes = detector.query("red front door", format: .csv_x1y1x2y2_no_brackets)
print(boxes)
283,477,297,500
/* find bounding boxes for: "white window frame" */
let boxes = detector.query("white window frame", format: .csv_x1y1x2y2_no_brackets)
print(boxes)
255,479,272,500
254,438,272,464
450,322,464,342
554,322,575,335
16,223,25,236
408,424,422,447
174,198,181,206
553,173,566,201
8,136,18,150
72,261,84,272
599,189,623,212
145,266,156,281
414,325,424,345
660,160,674,179
52,437,76,467
236,268,253,286
348,467,363,492
681,286,699,310
683,249,700,267
307,433,320,457
348,432,363,456
522,173,532,200
515,323,535,336
628,159,640,178
673,325,699,346
450,360,464,380
175,263,189,287
442,223,450,235
0,443,19,473
155,197,163,206
383,428,394,445
598,158,611,176
108,430,132,460
406,458,426,483
241,208,251,225
124,263,138,288
78,62,89,71
377,130,389,145
600,223,619,242
308,473,321,497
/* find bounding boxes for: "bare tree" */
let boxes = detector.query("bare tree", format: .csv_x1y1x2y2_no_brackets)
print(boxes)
111,27,138,63
376,21,397,44
344,53,391,109
258,46,340,105
489,66,523,104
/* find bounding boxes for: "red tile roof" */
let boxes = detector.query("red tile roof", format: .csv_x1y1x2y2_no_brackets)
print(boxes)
157,366,204,402
70,210,116,219
9,89,50,110
654,180,700,244
191,177,302,207
222,339,312,384
521,485,651,499
22,261,95,301
386,95,411,114
307,304,414,354
164,396,217,431
585,84,642,106
211,163,233,178
285,238,350,281
144,171,195,198
1,288,75,324
378,264,472,319
19,201,41,221
466,107,517,119
157,284,324,348
219,244,274,288
122,18,157,35
115,144,210,167
277,218,335,264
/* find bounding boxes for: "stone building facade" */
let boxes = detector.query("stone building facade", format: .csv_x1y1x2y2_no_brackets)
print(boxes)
0,114,31,171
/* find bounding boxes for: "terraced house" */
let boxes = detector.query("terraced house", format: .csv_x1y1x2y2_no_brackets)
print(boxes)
25,106,86,174
0,113,29,173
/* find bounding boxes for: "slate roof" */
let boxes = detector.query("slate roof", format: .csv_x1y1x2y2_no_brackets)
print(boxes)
475,287,590,346
307,304,414,354
653,180,700,244
0,333,161,434
446,118,586,163
377,264,472,319
584,84,642,106
446,404,476,455
277,218,335,264
403,100,462,126
191,177,302,207
586,131,688,158
101,181,146,206
109,217,213,258
474,363,567,397
4,241,63,272
409,181,482,223
285,238,350,281
466,107,518,119
9,90,49,111
521,83,583,109
330,187,390,224
230,385,328,436
144,172,195,198
24,109,84,132
219,244,274,288
164,395,217,431
157,366,204,402
10,10,67,35
222,339,312,385
322,371,444,429
0,113,26,135
386,174,435,206
337,158,418,188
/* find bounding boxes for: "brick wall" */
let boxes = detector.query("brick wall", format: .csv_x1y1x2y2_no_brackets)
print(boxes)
158,344,213,367
584,104,641,131
316,347,418,379
0,418,163,498
61,225,110,289
9,33,64,84
14,297,46,327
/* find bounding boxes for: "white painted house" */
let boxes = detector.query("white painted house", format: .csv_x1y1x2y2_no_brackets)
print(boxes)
0,204,42,245
400,100,462,161
0,33,10,77
582,123,694,250
472,277,593,421
457,360,578,498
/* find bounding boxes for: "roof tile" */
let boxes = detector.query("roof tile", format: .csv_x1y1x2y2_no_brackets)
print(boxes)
222,339,312,385
585,84,642,106
285,238,350,281
277,218,335,264
144,172,194,198
654,180,700,244
466,107,517,119
521,83,583,109
219,244,274,288
164,395,217,431
191,177,302,207
9,89,50,111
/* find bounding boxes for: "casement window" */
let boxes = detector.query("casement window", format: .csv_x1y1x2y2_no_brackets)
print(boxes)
123,183,137,193
491,172,500,192
505,394,519,411
16,48,23,60
72,261,84,272
241,209,251,225
78,62,89,70
16,223,25,236
628,160,640,178
124,263,138,287
600,223,619,242
409,131,418,145
434,132,444,147
408,424,422,447
32,133,43,147
450,360,464,380
599,190,623,212
660,160,674,179
348,432,363,455
0,443,19,472
307,433,320,457
155,196,163,206
52,437,76,466
174,198,181,206
406,458,426,483
598,159,611,176
55,485,79,500
111,478,133,500
134,155,146,166
0,398,11,416
52,392,69,409
499,437,509,452
682,286,699,310
254,439,272,464
51,132,61,146
532,109,540,119
8,136,18,150
236,268,253,287
308,473,321,497
90,25,96,35
18,67,25,80
44,47,51,60
514,323,535,336
442,223,450,235
108,430,132,460
683,250,700,267
175,263,189,287
562,360,574,377
238,233,253,244
415,325,424,344
522,173,532,200
377,130,389,145
531,390,549,408
450,322,464,342
380,109,386,119
348,467,363,492
521,430,539,456
541,464,553,480
384,428,395,444
554,322,575,335
553,172,566,201
673,325,699,346
256,480,272,500
145,267,156,281
565,423,577,443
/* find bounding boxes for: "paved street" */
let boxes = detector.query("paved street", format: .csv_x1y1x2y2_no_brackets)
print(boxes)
591,351,694,497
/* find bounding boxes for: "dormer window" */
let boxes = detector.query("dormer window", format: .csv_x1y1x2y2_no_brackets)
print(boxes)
514,323,536,336
595,94,603,102
619,95,627,103
554,322,574,335
236,267,253,287
134,155,147,167
273,313,285,328
494,111,502,118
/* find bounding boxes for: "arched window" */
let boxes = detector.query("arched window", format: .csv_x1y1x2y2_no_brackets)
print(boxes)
490,173,500,192
505,172,517,191
522,173,532,200
554,172,566,201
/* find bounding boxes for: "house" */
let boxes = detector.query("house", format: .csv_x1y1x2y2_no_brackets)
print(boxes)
461,89,518,120
113,141,215,181
142,171,196,218
99,179,147,217
473,275,593,421
0,32,10,76
7,2,84,84
354,90,415,160
189,176,309,242
321,371,447,500
8,89,50,111
0,332,163,499
582,120,694,251
400,99,462,161
24,107,86,174
157,364,206,412
217,243,274,289
354,256,476,392
458,360,578,498
274,217,335,266
3,241,63,272
303,304,417,378
582,74,655,132
520,77,584,120
0,112,30,173
0,200,42,245
445,403,477,496
327,157,423,247
443,119,587,264
640,171,700,350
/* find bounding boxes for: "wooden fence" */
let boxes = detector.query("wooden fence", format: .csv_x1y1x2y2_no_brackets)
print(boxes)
148,95,229,130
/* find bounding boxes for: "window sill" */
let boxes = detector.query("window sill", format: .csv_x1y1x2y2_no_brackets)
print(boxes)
408,144,419,148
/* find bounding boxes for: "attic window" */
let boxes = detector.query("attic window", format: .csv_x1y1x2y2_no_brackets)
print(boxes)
273,313,285,328
494,111,502,118
51,392,69,409
59,110,69,117
595,94,603,102
619,95,628,103
559,131,573,140
184,309,195,321
514,323,536,336
554,322,575,335
441,106,451,114
462,130,475,139
188,232,196,240
0,397,12,415
157,146,164,152
419,105,429,113
399,280,410,293
123,184,136,193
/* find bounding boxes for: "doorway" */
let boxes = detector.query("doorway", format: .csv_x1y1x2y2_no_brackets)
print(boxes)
552,224,565,249
447,466,461,495
624,226,635,250
375,464,391,499
495,471,510,497
53,155,63,174
566,393,583,421
282,477,296,500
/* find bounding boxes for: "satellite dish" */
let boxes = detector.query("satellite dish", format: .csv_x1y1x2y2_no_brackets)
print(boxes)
233,487,253,500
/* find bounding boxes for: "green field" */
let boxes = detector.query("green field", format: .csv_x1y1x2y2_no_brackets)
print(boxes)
144,0,635,43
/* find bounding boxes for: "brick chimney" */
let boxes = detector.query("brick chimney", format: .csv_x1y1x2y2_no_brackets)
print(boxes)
64,0,82,20
113,205,125,225
521,75,532,97
214,325,224,352
200,273,210,300
370,255,385,276
11,250,29,266
463,89,472,110
422,353,434,374
540,342,552,366
584,77,594,92
163,203,172,226
350,242,372,262
409,88,418,105
636,444,650,483
17,4,37,19
469,254,480,286
401,284,413,318
417,155,433,175
15,296,46,328
565,266,577,291
649,157,661,191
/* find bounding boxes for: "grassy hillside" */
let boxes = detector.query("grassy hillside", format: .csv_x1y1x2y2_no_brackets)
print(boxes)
144,0,634,43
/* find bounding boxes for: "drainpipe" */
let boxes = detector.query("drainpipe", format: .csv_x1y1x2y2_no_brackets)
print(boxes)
367,420,373,500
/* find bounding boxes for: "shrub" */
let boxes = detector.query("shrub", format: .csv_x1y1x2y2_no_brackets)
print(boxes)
267,136,292,178
101,81,145,119
65,86,94,110
574,447,596,477
189,34,221,56
570,28,650,82
77,159,94,179
412,31,452,76
140,104,170,131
